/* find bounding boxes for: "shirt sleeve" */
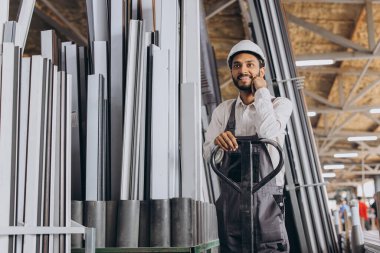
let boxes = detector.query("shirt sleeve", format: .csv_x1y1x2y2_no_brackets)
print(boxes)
203,103,227,162
253,88,293,139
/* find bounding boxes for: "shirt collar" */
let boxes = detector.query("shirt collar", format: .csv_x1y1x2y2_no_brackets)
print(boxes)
236,91,276,107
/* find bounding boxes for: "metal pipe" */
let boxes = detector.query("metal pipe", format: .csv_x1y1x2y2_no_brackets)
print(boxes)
105,201,117,247
84,201,106,248
170,198,193,247
71,201,83,248
150,199,170,247
138,200,150,247
116,200,140,247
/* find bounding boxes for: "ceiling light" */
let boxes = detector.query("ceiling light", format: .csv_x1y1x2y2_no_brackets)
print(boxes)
295,59,335,67
307,111,317,117
369,108,380,114
334,153,358,158
322,172,336,178
323,164,345,170
347,136,378,142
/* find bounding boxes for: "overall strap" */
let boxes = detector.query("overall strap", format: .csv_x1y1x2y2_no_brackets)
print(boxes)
224,100,237,134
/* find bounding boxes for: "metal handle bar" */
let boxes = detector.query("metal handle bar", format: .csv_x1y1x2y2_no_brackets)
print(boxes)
210,138,284,194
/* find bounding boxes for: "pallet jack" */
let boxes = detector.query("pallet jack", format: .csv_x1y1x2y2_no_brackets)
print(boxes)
210,136,286,252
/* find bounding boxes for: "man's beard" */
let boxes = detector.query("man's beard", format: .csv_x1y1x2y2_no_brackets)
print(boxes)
232,73,259,92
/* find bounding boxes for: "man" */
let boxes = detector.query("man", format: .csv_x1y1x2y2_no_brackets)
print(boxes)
204,40,292,252
358,196,368,230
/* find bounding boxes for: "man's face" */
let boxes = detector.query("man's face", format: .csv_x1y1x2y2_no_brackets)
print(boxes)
231,53,264,92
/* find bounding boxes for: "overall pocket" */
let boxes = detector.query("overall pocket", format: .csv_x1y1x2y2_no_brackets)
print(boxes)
257,194,285,243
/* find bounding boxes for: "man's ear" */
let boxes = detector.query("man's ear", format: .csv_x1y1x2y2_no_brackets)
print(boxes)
260,67,265,78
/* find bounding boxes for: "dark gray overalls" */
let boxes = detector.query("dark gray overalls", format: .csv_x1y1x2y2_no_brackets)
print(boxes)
215,100,289,252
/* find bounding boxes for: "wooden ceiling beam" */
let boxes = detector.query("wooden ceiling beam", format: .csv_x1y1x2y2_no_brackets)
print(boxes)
287,13,370,52
283,0,380,3
295,51,380,61
206,0,236,20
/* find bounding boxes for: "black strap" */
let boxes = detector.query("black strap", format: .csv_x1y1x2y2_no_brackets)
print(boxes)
224,100,237,134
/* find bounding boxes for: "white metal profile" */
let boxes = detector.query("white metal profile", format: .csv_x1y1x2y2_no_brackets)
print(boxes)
0,42,19,253
15,0,36,50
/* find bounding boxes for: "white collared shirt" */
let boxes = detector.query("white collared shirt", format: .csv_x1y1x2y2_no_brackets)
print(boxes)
203,88,293,186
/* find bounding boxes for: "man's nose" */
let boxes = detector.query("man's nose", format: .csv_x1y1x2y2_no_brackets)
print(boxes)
240,64,248,74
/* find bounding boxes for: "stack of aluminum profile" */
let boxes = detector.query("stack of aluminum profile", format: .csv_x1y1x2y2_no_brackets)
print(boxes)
1,0,222,250
0,22,73,253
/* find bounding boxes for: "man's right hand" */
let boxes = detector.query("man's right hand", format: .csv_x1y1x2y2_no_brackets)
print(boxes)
214,131,238,151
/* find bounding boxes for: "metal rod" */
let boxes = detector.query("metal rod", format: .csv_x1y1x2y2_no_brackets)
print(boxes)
116,200,140,247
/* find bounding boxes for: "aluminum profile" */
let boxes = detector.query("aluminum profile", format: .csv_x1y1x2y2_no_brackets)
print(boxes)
93,41,109,200
0,0,9,44
65,44,83,201
24,56,47,252
150,45,170,200
180,0,203,200
86,74,104,201
160,0,181,198
64,74,73,252
120,20,140,200
109,0,125,200
92,0,109,42
0,42,19,253
49,66,61,253
15,0,36,49
3,21,16,42
41,30,59,67
16,57,31,253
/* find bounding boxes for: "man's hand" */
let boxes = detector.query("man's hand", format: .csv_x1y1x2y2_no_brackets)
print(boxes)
252,76,267,91
214,131,238,151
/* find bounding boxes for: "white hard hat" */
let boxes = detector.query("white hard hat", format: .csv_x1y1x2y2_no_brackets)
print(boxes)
227,40,266,69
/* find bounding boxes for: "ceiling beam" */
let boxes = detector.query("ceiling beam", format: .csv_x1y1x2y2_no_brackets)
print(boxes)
286,13,370,52
314,129,380,137
366,0,376,50
303,90,340,108
35,0,87,45
295,51,380,61
346,78,380,106
283,0,380,3
297,66,380,76
308,104,380,113
206,0,237,20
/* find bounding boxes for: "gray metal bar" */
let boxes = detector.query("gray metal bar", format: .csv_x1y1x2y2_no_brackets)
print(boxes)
16,57,31,253
109,0,124,201
65,44,83,201
105,201,117,247
24,56,47,253
366,0,376,50
92,0,109,42
15,0,36,49
116,200,140,247
41,30,59,66
84,201,106,248
86,74,104,201
120,20,140,200
295,51,380,61
50,68,61,253
138,200,150,247
180,0,203,200
132,22,147,201
0,42,19,253
160,0,181,198
66,74,73,252
93,41,108,201
170,198,193,247
150,45,170,200
71,201,84,248
150,199,170,247
206,0,236,20
3,21,16,42
84,227,96,253
0,0,9,44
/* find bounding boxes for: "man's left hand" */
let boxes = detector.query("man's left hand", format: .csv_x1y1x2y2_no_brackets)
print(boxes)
252,76,267,90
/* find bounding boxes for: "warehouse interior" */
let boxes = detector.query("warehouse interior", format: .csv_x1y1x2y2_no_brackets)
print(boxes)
1,0,380,252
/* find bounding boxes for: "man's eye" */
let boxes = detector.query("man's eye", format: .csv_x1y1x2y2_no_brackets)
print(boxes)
247,63,253,68
233,64,240,68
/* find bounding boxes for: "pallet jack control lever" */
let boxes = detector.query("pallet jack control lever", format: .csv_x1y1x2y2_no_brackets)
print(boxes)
209,137,284,194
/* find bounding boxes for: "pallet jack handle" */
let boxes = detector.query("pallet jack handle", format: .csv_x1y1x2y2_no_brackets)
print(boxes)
210,138,284,194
